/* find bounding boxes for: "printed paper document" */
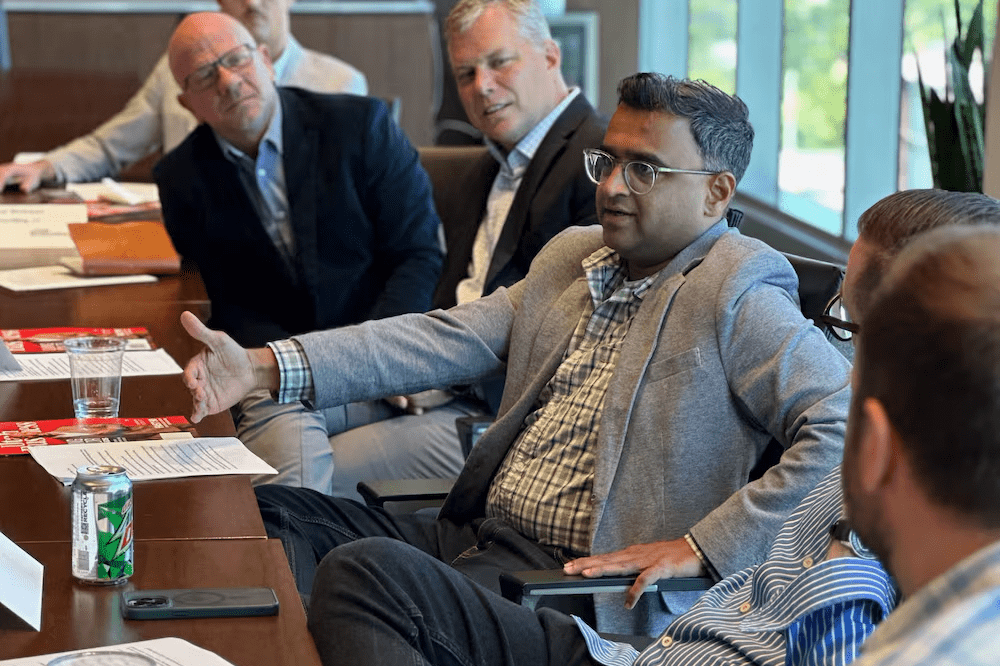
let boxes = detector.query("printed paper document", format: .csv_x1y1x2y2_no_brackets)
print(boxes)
28,437,278,484
0,349,181,382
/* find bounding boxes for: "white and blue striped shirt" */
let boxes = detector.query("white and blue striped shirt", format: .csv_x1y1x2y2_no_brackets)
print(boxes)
575,469,899,666
852,538,1000,666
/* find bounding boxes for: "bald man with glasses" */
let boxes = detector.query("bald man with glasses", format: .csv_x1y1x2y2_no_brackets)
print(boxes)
156,11,442,484
180,73,850,637
0,0,366,192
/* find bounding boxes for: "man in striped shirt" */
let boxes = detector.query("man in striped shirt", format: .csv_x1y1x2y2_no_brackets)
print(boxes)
843,225,1000,665
301,190,1000,666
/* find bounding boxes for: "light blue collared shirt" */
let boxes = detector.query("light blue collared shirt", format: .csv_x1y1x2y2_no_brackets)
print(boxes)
456,88,582,304
215,97,294,274
853,538,1000,666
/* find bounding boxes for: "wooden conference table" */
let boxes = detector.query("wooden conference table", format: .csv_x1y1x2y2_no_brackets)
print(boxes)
0,260,322,665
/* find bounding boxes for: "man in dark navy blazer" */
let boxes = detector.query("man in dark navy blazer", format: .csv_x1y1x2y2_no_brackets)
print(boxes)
154,11,443,491
322,0,608,499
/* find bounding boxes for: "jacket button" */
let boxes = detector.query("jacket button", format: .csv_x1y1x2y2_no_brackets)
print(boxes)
660,636,673,647
739,601,751,613
802,556,814,569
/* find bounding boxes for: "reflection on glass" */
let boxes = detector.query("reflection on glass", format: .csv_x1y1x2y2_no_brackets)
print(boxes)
688,0,737,94
779,0,849,236
899,0,996,191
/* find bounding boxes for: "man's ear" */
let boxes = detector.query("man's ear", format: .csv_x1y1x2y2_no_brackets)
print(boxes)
543,38,561,71
857,397,897,493
177,92,201,122
703,171,736,220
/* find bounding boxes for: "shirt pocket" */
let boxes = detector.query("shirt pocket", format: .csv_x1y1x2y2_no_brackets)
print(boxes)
646,348,702,382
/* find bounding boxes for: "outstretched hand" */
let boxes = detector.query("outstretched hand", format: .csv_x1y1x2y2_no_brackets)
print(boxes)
180,311,257,423
562,538,706,610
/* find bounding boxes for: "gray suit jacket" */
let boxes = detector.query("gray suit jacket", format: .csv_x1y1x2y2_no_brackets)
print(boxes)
294,223,850,635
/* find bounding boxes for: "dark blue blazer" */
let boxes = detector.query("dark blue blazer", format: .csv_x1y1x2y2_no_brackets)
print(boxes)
155,88,443,347
432,94,607,309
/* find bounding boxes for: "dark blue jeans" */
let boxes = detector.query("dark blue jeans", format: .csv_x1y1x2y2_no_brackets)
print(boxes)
255,484,590,617
307,538,599,666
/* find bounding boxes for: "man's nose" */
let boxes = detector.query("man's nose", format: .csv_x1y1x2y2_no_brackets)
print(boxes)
473,67,496,95
601,162,630,197
216,64,243,94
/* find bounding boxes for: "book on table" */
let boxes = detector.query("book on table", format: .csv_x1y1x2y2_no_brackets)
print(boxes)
64,220,180,276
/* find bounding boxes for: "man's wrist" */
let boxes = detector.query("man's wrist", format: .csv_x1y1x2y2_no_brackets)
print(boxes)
684,533,721,582
247,346,280,392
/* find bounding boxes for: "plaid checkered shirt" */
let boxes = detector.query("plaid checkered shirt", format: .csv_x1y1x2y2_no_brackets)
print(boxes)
485,247,656,556
267,247,656,556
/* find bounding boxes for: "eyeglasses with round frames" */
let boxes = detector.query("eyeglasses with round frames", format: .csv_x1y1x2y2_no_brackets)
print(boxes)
583,148,720,196
818,292,860,342
184,44,256,92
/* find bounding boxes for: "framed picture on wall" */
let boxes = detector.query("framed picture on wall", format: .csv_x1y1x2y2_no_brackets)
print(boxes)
549,12,599,107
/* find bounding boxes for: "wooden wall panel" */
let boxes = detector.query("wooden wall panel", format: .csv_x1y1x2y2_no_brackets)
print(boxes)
8,13,178,78
6,11,436,146
291,13,437,145
0,69,141,159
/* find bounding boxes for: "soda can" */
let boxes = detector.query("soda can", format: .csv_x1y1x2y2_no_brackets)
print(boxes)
71,464,134,584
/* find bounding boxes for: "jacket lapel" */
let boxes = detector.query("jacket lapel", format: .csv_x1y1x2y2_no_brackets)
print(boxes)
281,88,320,290
590,227,730,524
196,128,277,257
484,96,595,287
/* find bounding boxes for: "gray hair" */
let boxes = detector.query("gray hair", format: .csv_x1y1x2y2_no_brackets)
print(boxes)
445,0,552,47
616,73,754,184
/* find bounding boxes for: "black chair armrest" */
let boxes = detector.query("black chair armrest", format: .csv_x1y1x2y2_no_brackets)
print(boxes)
499,570,714,609
356,478,456,508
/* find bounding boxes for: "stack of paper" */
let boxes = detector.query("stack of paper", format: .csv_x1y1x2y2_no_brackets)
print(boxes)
0,637,237,665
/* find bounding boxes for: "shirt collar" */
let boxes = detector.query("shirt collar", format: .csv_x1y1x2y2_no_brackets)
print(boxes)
485,87,581,177
582,245,657,307
860,538,1000,656
580,219,731,306
214,93,284,164
272,35,303,83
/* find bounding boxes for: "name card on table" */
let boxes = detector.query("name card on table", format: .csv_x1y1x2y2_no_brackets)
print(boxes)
0,204,86,270
0,530,43,631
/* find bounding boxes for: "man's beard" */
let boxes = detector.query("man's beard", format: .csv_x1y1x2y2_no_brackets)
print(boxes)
843,408,894,568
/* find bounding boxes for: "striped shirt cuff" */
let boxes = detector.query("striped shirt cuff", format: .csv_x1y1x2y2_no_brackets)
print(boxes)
266,338,316,405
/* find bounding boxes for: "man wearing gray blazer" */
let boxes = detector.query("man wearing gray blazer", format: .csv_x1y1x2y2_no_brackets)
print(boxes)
179,73,850,636
311,0,607,500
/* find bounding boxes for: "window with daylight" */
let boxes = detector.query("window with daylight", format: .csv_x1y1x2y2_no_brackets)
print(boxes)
639,0,995,243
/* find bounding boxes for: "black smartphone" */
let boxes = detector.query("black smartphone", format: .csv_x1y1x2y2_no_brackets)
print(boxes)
120,587,279,620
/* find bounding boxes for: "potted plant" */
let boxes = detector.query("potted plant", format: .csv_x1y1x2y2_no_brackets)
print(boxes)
917,0,987,192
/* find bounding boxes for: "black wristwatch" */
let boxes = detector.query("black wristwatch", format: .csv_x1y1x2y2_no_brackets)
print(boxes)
830,519,878,560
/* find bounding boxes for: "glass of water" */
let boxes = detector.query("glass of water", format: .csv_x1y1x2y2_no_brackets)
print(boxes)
64,336,126,419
